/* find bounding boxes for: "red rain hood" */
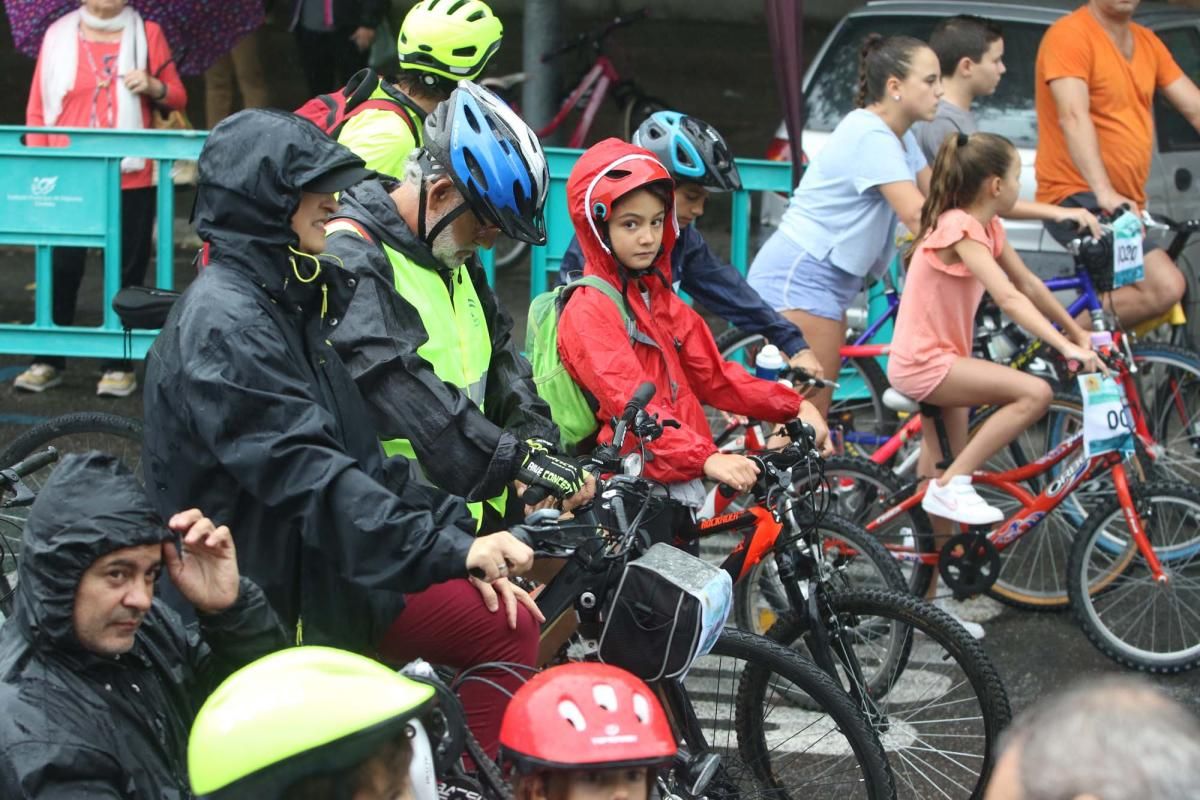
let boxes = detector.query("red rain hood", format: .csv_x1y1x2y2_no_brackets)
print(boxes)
566,138,678,287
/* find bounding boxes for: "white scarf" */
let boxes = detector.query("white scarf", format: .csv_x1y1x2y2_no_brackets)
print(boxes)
39,6,148,172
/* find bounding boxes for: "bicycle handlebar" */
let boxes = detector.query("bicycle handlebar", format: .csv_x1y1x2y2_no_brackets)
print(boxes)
717,420,820,498
778,366,840,390
0,447,58,488
541,8,650,62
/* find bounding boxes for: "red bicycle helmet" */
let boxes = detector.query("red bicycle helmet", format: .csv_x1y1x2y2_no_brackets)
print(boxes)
499,663,676,773
581,152,675,252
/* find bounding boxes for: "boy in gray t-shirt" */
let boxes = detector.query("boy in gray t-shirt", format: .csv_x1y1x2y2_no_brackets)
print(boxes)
911,15,1001,164
913,15,1098,233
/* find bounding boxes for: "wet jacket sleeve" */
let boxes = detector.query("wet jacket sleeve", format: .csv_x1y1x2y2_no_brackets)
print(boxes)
0,741,125,799
183,322,476,595
327,234,525,502
558,290,718,483
676,228,809,356
676,302,803,423
184,577,290,698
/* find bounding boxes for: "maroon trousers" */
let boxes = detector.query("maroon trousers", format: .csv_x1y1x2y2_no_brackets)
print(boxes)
378,578,539,758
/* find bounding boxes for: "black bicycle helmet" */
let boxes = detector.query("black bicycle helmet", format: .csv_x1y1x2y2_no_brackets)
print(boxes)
632,111,742,192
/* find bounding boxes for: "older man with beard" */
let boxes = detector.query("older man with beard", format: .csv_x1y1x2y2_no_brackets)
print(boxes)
323,80,594,536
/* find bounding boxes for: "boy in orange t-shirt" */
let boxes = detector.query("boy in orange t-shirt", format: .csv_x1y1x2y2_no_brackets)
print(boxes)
1034,0,1200,328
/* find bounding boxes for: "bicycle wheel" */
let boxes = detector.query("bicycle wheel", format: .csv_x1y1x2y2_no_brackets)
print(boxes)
1128,343,1200,487
0,515,19,621
491,236,529,271
767,590,1012,800
0,412,145,490
1068,481,1200,673
676,627,895,800
807,456,937,596
734,512,907,635
714,328,898,460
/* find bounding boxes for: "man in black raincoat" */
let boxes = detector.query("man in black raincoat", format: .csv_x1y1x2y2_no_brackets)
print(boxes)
141,109,533,655
0,451,287,798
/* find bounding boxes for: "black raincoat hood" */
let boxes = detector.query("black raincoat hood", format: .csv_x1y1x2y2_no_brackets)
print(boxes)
194,108,368,290
12,452,170,654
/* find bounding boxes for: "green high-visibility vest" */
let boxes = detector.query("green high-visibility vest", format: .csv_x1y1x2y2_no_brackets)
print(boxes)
330,221,505,525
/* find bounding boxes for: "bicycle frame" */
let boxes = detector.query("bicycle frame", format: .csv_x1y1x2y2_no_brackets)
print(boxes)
863,431,1167,582
537,55,622,148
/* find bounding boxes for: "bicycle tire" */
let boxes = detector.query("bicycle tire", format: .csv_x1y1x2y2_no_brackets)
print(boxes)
461,730,512,800
1067,481,1200,673
1127,343,1200,488
0,412,145,489
491,236,529,270
0,518,17,620
734,512,907,636
810,455,937,597
713,328,898,460
678,627,895,800
766,591,1012,800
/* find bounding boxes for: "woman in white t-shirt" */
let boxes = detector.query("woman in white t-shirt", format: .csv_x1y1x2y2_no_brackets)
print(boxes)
748,34,941,413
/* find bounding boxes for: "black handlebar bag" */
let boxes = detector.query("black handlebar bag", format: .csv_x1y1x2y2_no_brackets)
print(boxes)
598,543,732,682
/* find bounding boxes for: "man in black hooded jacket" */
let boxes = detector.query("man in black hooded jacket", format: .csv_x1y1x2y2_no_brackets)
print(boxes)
0,451,287,798
141,108,533,655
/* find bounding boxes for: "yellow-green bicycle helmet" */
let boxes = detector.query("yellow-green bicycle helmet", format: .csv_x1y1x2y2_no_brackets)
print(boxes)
397,0,503,86
188,647,435,799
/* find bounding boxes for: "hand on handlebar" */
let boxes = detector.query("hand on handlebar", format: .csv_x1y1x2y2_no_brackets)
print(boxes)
798,403,834,456
1055,206,1104,239
787,349,824,381
466,531,534,582
1095,191,1140,220
704,452,760,494
515,439,588,506
1062,343,1110,378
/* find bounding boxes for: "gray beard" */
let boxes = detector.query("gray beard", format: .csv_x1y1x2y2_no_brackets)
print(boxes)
426,204,465,270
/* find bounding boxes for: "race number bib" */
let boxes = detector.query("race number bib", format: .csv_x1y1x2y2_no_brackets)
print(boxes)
1078,373,1135,459
1111,211,1144,289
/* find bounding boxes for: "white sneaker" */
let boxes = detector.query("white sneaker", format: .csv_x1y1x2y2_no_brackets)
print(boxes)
13,363,62,393
932,597,986,640
921,475,1004,526
96,370,137,398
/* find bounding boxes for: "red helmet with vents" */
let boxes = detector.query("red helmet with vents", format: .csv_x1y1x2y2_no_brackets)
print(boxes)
499,663,676,773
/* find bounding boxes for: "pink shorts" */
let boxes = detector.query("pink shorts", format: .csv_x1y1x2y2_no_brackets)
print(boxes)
886,350,960,403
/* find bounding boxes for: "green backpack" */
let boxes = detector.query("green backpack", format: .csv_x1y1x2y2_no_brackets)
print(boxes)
527,275,637,448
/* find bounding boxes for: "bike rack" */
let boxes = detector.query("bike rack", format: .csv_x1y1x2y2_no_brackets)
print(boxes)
0,126,205,361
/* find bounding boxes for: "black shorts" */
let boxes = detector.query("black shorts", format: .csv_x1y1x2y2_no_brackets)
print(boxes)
1043,191,1163,254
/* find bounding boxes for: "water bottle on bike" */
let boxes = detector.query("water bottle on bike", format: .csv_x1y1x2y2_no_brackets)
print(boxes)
754,344,786,382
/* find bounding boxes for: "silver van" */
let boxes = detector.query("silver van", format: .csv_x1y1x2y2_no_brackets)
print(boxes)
761,0,1200,322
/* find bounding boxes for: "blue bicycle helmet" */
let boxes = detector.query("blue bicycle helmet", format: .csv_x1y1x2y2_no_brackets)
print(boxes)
420,80,548,245
632,111,742,192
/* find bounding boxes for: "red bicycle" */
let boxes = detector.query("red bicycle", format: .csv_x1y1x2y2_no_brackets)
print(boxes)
481,10,667,269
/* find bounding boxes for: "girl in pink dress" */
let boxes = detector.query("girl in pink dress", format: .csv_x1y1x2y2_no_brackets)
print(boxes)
888,132,1100,528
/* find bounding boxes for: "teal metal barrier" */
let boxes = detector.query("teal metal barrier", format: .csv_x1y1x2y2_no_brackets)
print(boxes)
478,148,794,300
0,132,787,358
0,126,206,360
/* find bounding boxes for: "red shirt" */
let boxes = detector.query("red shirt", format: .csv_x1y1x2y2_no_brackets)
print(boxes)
26,20,187,190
